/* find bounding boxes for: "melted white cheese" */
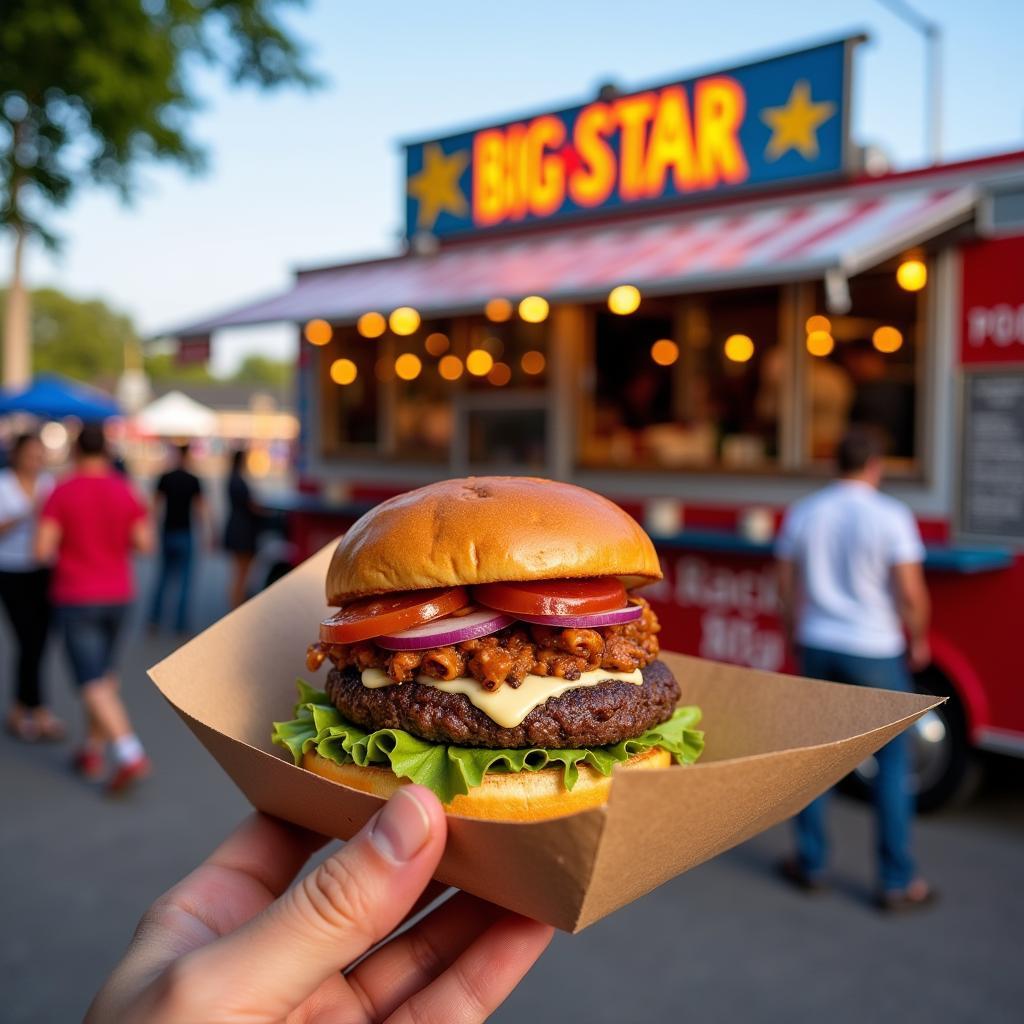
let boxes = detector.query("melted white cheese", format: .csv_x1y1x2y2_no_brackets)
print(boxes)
360,665,643,729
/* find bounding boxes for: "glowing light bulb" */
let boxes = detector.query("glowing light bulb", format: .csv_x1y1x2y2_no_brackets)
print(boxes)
389,307,421,336
466,349,494,376
487,361,512,386
485,298,513,322
438,354,463,380
650,339,679,366
356,312,386,339
518,295,549,323
304,319,332,346
424,332,449,356
394,352,422,380
329,358,357,385
723,334,755,363
806,330,835,356
608,284,641,315
872,326,903,353
40,421,67,450
805,315,831,334
896,259,927,292
520,350,546,375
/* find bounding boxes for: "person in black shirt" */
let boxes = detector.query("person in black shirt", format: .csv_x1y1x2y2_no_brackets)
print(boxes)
148,443,207,633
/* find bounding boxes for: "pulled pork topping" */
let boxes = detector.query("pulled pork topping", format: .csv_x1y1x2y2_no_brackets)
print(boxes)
307,597,660,692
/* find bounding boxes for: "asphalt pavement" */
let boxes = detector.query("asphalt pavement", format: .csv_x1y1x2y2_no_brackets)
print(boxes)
1,551,1021,1023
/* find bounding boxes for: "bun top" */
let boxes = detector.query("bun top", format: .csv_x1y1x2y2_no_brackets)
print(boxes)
326,476,661,604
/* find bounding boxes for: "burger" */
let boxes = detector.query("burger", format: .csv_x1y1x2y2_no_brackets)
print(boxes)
273,476,703,821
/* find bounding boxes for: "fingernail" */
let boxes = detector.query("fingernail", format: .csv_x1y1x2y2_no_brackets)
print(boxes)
369,788,432,863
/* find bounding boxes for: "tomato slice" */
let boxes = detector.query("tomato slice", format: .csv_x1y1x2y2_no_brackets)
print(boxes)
320,587,469,644
474,577,626,617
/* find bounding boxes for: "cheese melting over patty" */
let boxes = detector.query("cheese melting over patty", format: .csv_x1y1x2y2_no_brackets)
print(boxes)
360,666,643,729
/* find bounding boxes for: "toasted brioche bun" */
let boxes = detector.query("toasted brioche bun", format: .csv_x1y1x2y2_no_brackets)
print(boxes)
326,476,661,604
302,745,670,821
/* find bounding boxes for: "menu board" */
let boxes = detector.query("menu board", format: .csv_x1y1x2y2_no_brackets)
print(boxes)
961,372,1024,541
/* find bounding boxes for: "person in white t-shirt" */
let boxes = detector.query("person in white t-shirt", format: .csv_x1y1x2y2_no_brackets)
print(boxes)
775,426,935,911
0,433,63,741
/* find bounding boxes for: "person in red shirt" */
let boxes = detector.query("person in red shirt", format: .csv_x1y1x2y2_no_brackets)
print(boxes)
36,424,155,793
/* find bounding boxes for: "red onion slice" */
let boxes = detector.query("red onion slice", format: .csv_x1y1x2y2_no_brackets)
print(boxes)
376,606,515,651
512,601,644,629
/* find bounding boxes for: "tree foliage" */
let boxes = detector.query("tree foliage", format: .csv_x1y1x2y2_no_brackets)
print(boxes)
142,350,292,387
232,353,292,387
0,0,319,244
0,286,138,379
0,285,292,386
143,350,215,383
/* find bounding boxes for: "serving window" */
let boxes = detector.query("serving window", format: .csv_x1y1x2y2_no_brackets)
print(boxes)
458,314,550,468
801,268,922,472
391,318,457,461
318,326,379,456
318,311,551,467
577,267,926,477
317,260,926,478
579,287,782,471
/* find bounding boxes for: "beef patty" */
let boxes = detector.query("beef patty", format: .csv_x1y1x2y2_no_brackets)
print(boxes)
324,658,680,749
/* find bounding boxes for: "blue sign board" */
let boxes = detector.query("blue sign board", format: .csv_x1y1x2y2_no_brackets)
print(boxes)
404,39,855,240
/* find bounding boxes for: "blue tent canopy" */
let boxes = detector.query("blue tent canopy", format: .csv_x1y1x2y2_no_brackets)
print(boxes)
0,374,121,420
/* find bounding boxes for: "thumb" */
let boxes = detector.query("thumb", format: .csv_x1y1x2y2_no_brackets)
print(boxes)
180,785,447,1016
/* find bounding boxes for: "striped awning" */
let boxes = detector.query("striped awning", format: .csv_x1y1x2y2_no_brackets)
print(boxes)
174,185,975,334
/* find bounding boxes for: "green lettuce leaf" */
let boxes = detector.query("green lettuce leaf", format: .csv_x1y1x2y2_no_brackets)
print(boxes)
272,680,704,805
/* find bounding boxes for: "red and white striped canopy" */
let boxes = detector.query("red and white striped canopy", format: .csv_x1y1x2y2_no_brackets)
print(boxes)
177,185,975,333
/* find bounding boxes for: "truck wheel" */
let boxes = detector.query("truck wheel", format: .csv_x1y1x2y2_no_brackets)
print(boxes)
843,667,982,813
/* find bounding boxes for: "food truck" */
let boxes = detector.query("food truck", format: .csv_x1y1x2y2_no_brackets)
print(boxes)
176,37,1024,807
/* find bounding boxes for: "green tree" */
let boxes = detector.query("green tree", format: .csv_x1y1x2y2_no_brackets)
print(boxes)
143,350,215,384
0,0,319,386
232,353,292,388
0,286,140,381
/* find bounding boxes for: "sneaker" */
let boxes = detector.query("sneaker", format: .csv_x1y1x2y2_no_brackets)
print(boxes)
106,755,152,795
73,747,105,781
32,710,67,743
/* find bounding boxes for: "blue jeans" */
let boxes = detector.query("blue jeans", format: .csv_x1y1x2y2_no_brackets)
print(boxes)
149,530,194,633
794,645,915,892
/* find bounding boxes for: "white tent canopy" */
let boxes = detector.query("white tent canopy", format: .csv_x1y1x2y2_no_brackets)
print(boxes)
135,390,217,437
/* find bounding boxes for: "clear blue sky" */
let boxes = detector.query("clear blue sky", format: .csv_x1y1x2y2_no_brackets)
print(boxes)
15,0,1024,374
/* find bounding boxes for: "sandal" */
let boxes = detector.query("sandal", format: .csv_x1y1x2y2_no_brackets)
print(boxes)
31,710,67,742
876,878,937,912
5,708,40,742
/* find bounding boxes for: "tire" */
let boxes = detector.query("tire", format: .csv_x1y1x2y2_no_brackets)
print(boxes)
842,667,983,813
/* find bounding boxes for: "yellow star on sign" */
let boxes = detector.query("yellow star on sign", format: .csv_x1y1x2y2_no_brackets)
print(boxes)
408,143,470,230
760,80,836,161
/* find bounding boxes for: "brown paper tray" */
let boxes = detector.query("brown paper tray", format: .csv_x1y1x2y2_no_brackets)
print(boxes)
149,542,941,932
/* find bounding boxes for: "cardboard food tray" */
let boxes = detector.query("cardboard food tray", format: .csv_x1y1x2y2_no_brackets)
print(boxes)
149,542,942,933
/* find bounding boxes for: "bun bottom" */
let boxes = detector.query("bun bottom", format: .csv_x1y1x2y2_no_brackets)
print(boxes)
301,746,671,822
